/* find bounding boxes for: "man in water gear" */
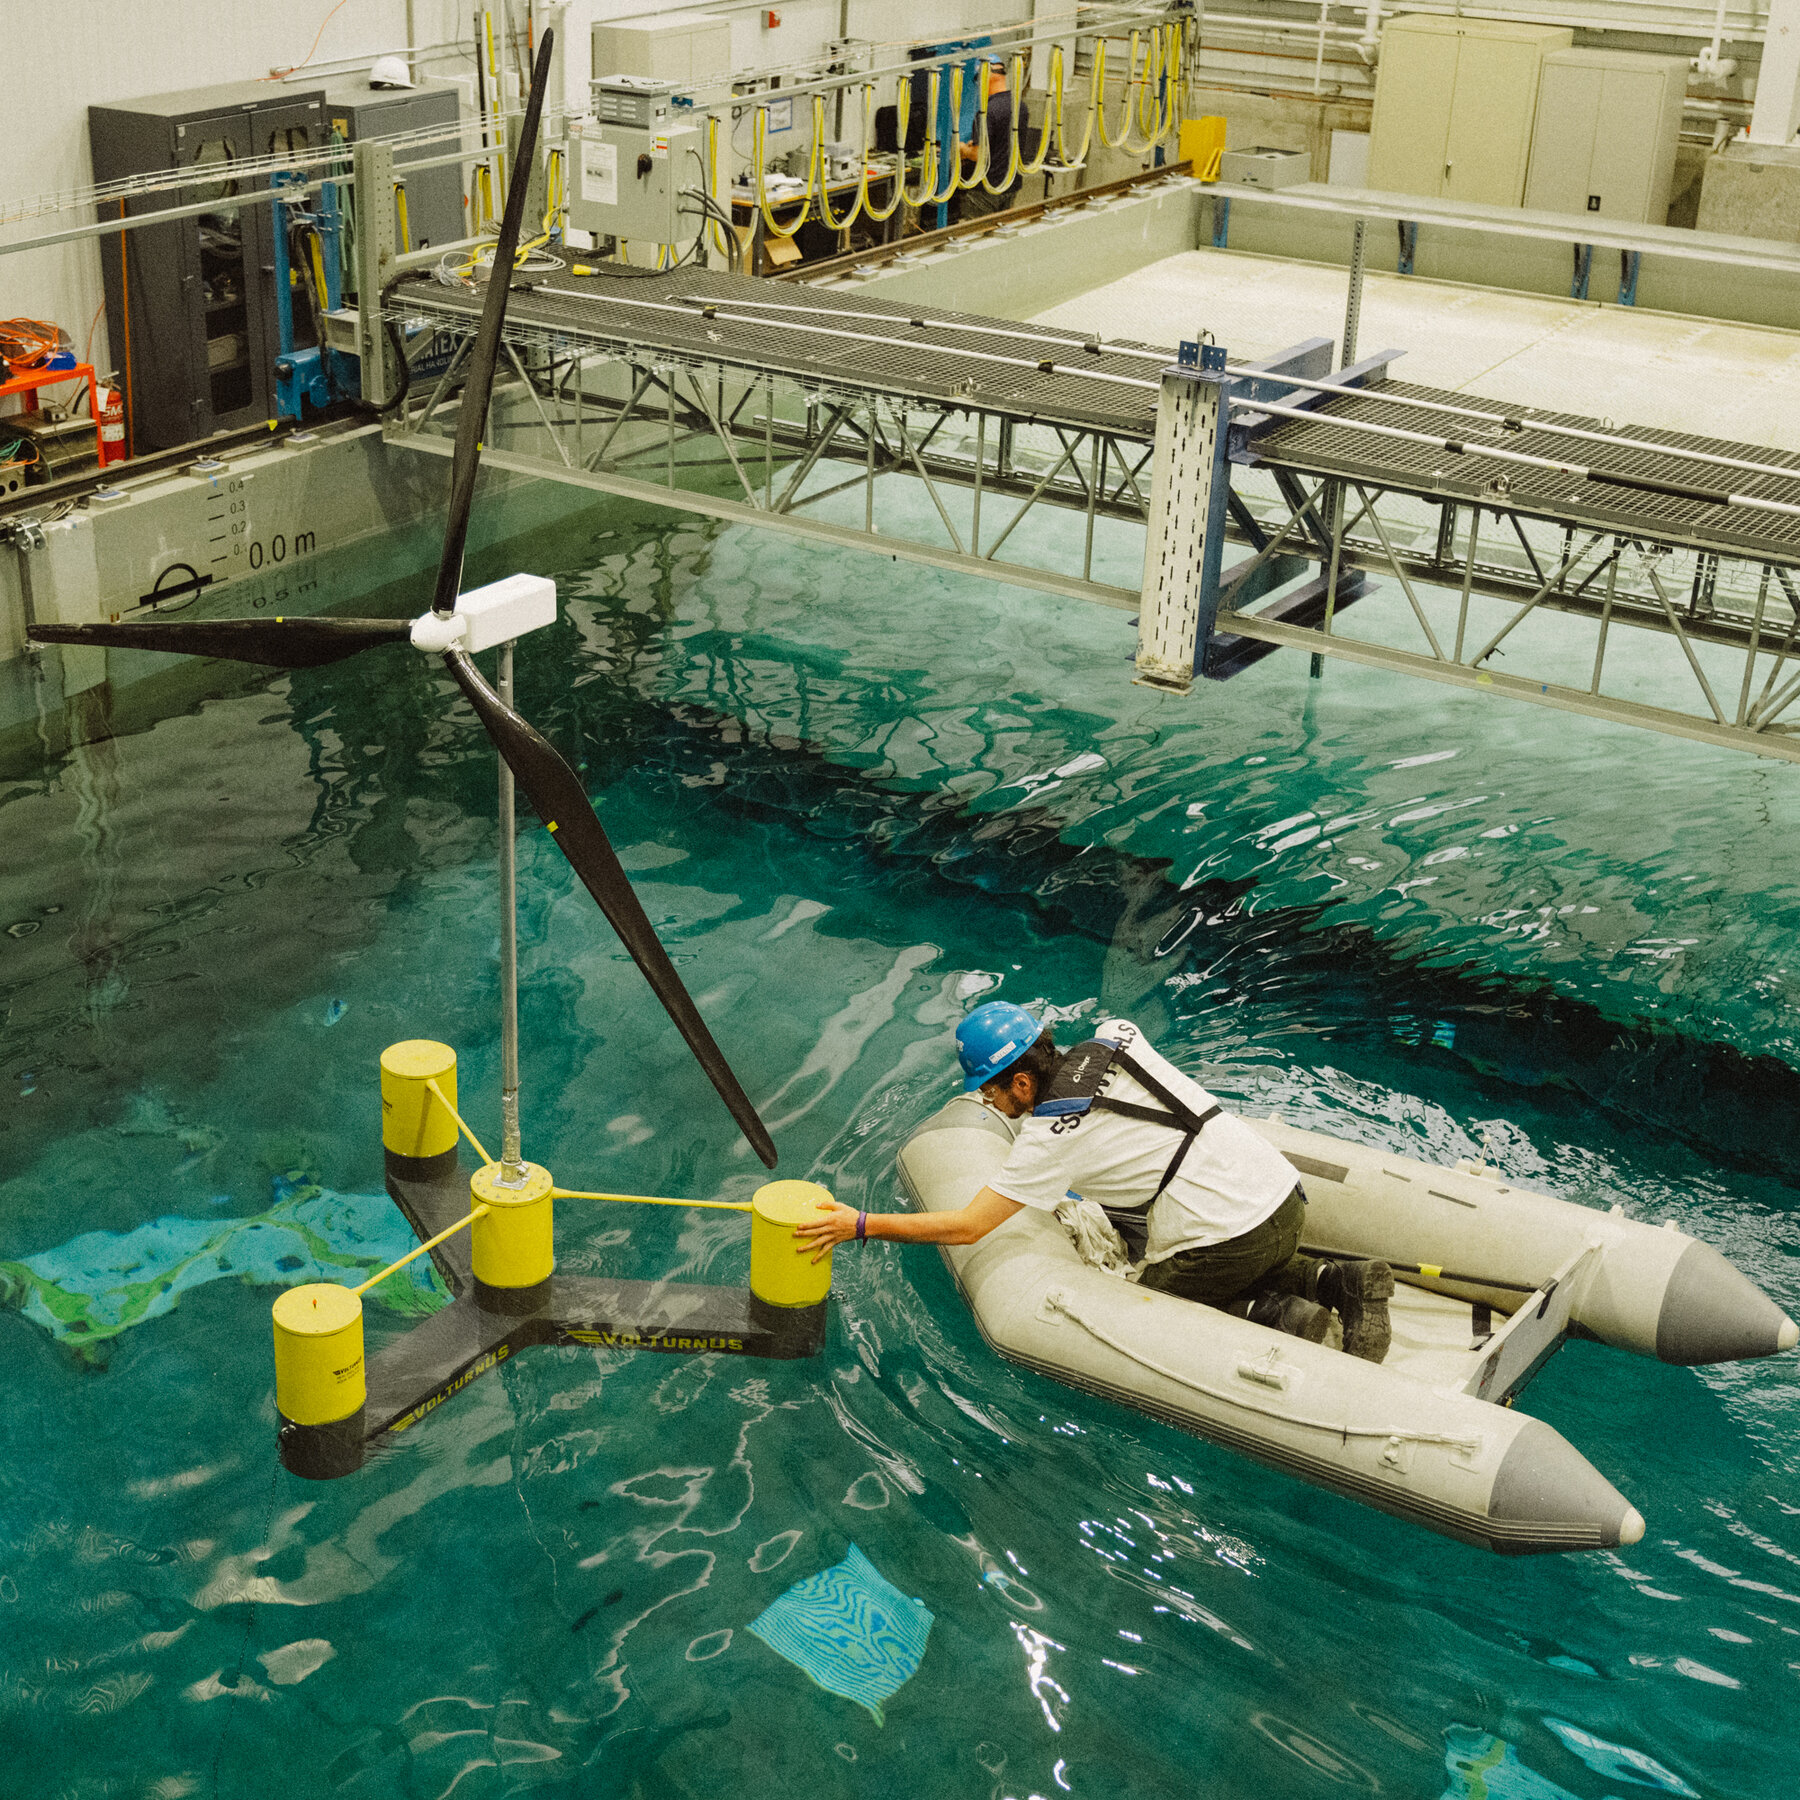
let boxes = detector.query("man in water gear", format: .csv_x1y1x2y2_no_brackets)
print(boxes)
797,1005,1393,1360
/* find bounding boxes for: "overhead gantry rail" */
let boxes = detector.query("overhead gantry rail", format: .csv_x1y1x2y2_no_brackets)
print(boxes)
380,268,1800,762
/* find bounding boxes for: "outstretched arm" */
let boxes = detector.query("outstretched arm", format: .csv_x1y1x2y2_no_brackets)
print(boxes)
794,1188,1023,1262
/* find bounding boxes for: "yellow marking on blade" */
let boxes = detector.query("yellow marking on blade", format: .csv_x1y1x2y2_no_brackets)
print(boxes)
546,821,559,833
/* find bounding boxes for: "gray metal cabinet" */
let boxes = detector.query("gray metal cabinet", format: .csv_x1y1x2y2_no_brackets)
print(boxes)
1523,50,1689,224
1367,17,1574,207
90,82,326,452
321,77,466,261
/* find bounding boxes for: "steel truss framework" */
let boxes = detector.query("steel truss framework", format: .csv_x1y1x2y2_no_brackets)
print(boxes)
389,289,1158,611
384,291,1800,765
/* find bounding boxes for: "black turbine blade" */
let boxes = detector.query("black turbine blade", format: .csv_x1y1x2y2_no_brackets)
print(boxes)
429,27,555,621
444,648,778,1170
27,616,412,668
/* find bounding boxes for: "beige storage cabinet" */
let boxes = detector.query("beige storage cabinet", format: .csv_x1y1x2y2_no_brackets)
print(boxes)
1367,16,1573,207
591,11,732,85
1523,50,1688,224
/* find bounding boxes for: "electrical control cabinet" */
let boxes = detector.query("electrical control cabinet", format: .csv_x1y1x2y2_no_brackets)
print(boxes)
1523,50,1688,224
89,81,327,451
321,76,465,257
570,118,704,242
571,81,703,243
1367,16,1573,208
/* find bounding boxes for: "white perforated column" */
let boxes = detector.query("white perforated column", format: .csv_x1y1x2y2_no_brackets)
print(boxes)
1136,368,1229,693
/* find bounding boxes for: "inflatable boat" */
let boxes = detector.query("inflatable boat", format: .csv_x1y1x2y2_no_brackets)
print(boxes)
897,1096,1797,1555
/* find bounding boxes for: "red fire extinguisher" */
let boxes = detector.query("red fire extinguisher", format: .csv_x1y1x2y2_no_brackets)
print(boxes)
97,378,126,467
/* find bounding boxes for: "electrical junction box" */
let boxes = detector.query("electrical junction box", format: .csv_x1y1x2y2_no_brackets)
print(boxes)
1219,146,1310,190
570,114,703,242
591,75,683,130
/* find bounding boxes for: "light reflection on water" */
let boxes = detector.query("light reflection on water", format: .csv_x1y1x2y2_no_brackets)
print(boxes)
0,502,1795,1797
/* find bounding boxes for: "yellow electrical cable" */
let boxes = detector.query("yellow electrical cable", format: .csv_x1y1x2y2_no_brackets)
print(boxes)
813,92,867,231
1016,46,1058,178
484,8,507,196
706,115,753,259
753,102,819,237
859,78,909,223
394,181,412,253
1158,23,1182,149
901,70,943,207
978,54,1026,194
551,1187,753,1213
1095,33,1140,151
1137,26,1163,141
351,1205,491,1296
1053,40,1096,170
941,64,977,196
424,1077,493,1168
457,143,564,279
308,234,329,311
1147,23,1179,146
954,64,993,193
543,147,563,239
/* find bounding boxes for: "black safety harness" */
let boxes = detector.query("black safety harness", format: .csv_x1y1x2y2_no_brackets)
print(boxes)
1031,1036,1221,1215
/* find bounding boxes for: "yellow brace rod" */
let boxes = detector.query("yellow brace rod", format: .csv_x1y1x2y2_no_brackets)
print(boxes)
425,1077,493,1167
552,1187,752,1213
353,1204,492,1296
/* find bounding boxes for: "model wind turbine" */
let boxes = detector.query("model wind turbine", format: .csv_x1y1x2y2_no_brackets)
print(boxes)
31,30,836,1479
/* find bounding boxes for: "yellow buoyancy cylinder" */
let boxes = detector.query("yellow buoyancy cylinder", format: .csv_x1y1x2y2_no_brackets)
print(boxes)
471,1161,555,1288
750,1180,836,1308
381,1040,459,1159
272,1283,366,1425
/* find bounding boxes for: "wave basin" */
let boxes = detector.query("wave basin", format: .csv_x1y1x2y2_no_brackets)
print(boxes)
2,500,1798,1797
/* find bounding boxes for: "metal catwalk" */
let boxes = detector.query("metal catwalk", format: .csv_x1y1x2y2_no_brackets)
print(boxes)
382,268,1800,761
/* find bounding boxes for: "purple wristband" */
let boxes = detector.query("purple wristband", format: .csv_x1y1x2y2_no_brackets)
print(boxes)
856,1211,867,1243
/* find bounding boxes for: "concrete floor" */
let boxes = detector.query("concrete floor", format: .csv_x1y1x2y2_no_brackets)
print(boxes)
1034,248,1800,453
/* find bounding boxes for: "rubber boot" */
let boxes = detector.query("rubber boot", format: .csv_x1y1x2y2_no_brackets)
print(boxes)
1226,1291,1332,1344
1317,1259,1394,1364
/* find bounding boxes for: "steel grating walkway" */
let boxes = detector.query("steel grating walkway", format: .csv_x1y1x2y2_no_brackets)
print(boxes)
399,265,1800,565
382,267,1800,757
394,267,1165,438
1248,378,1800,565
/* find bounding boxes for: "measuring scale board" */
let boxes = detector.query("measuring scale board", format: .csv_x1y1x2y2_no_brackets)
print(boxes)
1,420,595,748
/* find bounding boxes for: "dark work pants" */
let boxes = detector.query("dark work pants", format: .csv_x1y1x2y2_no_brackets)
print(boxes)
1136,1188,1306,1306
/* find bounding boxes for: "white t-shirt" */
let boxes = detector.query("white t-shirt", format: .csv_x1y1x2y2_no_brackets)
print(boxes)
984,1018,1299,1263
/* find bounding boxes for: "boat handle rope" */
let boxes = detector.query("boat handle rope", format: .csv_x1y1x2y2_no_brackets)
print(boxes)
1042,1289,1482,1451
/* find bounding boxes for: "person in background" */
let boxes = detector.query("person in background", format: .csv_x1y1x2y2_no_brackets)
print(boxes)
958,61,1030,219
795,1003,1394,1359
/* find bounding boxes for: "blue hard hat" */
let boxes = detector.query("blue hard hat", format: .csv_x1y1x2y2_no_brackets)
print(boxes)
956,1001,1044,1092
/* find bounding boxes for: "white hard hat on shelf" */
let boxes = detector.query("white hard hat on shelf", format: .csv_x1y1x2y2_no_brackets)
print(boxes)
369,55,415,88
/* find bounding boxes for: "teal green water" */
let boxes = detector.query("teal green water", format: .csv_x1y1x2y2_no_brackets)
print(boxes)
2,499,1797,1798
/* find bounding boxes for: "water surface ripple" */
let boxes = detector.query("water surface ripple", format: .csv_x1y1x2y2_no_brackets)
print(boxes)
1,507,1795,1798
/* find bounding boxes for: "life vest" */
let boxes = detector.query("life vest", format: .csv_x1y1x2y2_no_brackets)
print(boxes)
1031,1036,1222,1216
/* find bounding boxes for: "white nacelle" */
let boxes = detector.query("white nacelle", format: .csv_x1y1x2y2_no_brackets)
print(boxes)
410,573,557,654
